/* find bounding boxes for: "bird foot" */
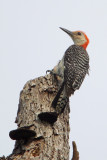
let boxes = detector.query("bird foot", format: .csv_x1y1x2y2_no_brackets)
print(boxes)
46,70,61,77
46,70,53,75
46,70,58,83
46,69,63,85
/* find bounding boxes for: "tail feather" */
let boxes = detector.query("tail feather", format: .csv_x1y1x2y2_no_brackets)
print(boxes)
52,82,69,114
56,96,69,114
52,82,65,108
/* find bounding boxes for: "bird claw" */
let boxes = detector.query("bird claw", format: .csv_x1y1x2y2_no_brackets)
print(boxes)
46,70,57,83
46,69,61,77
46,70,55,75
46,69,63,86
46,70,51,74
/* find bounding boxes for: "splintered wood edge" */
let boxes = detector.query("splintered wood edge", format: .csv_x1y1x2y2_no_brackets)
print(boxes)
72,141,79,160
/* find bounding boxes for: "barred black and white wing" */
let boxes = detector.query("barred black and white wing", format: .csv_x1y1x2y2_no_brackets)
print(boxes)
64,45,89,96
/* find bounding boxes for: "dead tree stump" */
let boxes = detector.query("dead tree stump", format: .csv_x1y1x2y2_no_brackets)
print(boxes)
8,74,70,160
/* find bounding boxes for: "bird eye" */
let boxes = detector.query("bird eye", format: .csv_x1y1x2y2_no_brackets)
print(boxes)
77,32,81,35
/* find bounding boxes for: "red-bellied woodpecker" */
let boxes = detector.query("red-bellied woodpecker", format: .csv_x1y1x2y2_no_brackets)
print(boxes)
48,27,90,114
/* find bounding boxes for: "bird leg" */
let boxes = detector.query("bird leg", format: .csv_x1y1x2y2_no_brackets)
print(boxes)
46,69,62,84
46,69,62,77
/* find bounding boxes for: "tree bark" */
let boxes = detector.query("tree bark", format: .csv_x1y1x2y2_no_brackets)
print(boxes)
6,74,70,160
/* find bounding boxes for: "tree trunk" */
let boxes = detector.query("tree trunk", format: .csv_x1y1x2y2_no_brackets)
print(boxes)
0,74,80,160
6,74,71,160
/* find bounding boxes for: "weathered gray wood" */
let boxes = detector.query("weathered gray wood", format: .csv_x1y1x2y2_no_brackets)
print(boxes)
8,74,70,160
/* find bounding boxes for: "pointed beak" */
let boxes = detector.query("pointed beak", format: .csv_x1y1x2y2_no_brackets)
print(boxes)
59,27,73,37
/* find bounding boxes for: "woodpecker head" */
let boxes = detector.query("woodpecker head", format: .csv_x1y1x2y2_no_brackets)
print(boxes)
60,27,89,49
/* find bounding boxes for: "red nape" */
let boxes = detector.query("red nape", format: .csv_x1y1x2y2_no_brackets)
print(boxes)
81,33,89,50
